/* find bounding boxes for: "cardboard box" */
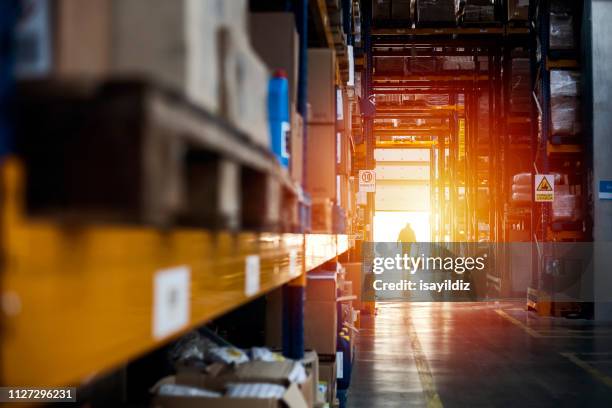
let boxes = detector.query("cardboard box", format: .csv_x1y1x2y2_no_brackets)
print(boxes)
318,359,337,405
152,362,309,408
307,49,337,124
306,272,338,301
250,13,299,107
311,198,333,233
305,301,338,355
306,124,337,200
344,263,363,310
48,0,248,114
508,0,529,21
218,27,270,148
302,351,319,408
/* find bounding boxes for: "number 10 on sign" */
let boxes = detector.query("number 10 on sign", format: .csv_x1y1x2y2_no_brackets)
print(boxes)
359,170,376,193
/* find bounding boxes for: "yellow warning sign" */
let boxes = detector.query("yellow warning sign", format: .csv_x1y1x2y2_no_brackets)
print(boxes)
535,174,555,202
537,177,553,191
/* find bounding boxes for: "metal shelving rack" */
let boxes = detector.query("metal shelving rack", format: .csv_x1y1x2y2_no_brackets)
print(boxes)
0,156,348,388
0,0,352,388
528,0,590,315
366,21,532,247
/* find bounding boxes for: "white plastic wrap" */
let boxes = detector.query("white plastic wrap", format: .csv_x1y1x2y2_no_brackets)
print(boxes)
550,13,575,50
551,98,582,135
157,384,222,398
552,193,582,222
226,383,286,399
249,347,285,362
208,346,250,365
551,71,580,97
512,192,532,203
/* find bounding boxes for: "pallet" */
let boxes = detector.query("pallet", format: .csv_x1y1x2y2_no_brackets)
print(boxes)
15,79,301,232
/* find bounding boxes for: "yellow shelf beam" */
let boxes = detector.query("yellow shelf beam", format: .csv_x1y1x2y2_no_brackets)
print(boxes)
0,159,348,387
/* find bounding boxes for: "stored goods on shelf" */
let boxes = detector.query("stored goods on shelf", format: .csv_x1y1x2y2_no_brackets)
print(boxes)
153,359,312,408
550,70,581,136
550,13,575,50
549,0,577,51
304,300,338,355
508,0,530,21
249,13,300,108
318,359,337,405
307,49,337,124
45,0,246,113
415,0,457,26
306,124,337,200
442,57,476,71
311,198,334,233
552,185,583,222
463,3,495,23
268,70,291,167
218,27,270,148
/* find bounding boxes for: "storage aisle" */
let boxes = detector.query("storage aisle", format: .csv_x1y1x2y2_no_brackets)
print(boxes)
349,303,612,407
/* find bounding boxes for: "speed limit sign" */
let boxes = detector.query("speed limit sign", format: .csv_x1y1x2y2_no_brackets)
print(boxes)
359,170,376,193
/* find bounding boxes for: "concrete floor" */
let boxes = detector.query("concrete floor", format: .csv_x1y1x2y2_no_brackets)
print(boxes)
347,302,612,407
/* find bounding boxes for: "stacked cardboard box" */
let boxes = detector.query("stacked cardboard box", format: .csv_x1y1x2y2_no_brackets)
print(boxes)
311,198,334,233
249,12,302,183
305,272,338,356
27,0,270,149
306,48,338,233
318,359,337,407
153,360,312,408
307,124,337,200
550,70,581,136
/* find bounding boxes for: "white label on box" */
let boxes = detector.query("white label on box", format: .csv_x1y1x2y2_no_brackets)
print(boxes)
152,266,190,339
245,255,261,296
336,351,344,379
289,249,299,277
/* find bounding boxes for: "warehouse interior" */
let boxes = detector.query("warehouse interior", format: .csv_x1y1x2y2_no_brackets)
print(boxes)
2,0,612,406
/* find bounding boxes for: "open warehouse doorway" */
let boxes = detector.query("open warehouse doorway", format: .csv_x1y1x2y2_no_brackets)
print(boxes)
373,148,431,242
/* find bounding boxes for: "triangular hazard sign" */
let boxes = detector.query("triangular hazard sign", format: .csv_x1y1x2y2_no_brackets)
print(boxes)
537,177,553,191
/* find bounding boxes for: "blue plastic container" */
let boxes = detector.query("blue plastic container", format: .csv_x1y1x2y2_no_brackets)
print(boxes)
337,329,352,391
267,69,290,167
